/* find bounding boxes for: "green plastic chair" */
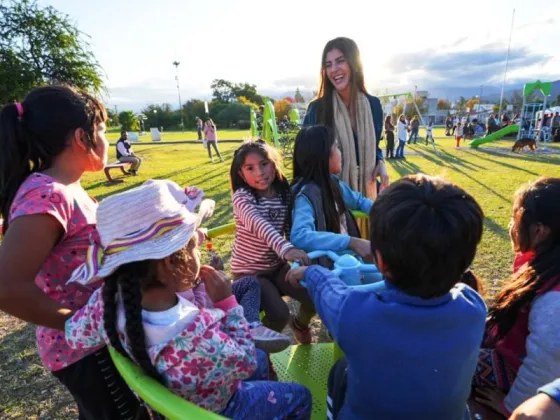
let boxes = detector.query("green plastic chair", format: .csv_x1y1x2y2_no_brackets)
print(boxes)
108,218,367,419
109,347,225,419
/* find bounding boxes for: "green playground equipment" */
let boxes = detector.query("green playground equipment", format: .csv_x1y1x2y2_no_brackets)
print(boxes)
290,107,301,125
261,100,280,147
470,124,519,148
108,212,369,420
470,80,552,148
250,109,258,138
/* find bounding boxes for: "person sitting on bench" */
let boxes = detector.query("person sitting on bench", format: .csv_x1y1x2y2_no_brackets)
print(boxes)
116,131,142,175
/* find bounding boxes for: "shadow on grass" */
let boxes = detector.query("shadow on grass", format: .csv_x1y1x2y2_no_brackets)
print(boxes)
388,158,422,177
476,147,560,166
410,148,511,203
484,216,510,242
461,150,540,176
0,322,75,418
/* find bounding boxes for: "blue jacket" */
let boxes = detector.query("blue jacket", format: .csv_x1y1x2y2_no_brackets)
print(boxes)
291,177,373,252
304,266,487,420
539,378,560,404
303,94,384,162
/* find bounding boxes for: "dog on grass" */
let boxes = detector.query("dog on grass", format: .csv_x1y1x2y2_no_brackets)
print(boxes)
512,138,537,153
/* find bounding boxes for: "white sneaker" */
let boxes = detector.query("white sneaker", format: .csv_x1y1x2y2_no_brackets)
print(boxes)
250,324,291,354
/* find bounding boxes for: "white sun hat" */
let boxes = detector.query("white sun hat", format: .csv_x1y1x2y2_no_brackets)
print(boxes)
68,180,198,285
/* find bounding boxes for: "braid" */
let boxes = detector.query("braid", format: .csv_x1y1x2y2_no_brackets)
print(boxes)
102,277,127,356
119,272,166,385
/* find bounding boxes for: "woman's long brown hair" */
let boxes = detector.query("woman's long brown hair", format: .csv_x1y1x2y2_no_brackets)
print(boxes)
486,177,560,340
316,37,368,128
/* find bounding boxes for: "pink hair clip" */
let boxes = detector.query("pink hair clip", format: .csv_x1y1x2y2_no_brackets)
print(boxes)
15,102,24,118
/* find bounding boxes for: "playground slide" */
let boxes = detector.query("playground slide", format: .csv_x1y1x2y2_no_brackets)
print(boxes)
470,124,519,148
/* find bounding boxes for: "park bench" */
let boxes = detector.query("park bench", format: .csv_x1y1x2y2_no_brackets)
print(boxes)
104,161,131,184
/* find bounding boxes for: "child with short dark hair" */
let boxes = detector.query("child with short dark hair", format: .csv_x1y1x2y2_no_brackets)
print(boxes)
287,174,487,419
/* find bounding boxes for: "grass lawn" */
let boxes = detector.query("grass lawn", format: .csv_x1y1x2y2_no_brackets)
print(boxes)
1,128,560,418
106,128,251,142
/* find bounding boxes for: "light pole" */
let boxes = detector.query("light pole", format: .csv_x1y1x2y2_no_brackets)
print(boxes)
172,61,184,132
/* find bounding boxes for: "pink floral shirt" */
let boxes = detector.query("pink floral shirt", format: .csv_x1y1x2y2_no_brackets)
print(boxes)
65,290,257,412
9,173,102,371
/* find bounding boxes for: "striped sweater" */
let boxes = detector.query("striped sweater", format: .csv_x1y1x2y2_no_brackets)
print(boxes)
231,188,293,275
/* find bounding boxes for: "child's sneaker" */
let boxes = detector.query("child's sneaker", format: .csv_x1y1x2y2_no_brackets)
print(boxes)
250,324,291,353
290,317,312,345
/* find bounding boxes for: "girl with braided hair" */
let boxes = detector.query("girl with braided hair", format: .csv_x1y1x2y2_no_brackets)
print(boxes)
65,180,312,419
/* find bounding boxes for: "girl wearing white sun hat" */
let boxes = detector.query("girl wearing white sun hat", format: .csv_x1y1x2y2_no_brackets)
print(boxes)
64,180,312,418
143,179,292,354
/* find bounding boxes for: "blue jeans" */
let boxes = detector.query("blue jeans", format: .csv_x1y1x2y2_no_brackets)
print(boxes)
396,139,406,158
408,128,419,143
221,350,312,419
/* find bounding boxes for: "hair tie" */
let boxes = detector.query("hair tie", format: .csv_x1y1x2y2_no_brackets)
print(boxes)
15,102,24,118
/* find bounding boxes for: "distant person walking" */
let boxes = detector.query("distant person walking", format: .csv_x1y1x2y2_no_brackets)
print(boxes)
396,114,408,159
116,130,142,175
204,119,224,163
408,115,420,144
384,115,395,159
196,117,203,140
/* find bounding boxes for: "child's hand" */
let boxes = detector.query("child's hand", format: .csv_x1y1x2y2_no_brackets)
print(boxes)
185,186,202,200
208,253,225,271
284,248,311,265
473,387,507,416
349,237,373,260
286,266,308,288
199,266,232,303
197,199,215,225
510,393,560,420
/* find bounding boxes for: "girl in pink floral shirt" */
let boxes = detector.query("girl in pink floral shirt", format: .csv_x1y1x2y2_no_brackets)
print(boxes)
65,181,312,419
0,86,145,419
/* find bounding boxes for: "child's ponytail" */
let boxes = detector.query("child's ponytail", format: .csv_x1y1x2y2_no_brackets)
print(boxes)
0,103,34,232
0,86,107,233
102,261,166,386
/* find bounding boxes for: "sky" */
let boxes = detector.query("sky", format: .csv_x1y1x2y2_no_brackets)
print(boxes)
43,0,560,111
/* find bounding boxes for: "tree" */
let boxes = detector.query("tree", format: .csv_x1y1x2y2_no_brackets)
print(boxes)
237,96,259,110
511,90,524,110
437,99,451,110
141,103,178,130
210,79,235,103
118,111,138,131
553,94,560,106
456,96,467,112
182,99,206,129
274,99,292,120
214,103,251,128
0,0,104,105
231,82,258,102
466,98,480,112
295,88,305,103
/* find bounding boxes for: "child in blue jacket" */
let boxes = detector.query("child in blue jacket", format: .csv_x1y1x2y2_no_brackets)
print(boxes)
287,174,488,420
290,125,373,260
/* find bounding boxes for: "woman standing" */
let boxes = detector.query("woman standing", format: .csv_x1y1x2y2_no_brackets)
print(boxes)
396,114,408,159
303,37,389,200
384,115,395,159
204,118,224,163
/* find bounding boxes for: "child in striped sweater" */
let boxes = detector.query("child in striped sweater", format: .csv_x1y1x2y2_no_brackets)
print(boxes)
230,140,316,344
